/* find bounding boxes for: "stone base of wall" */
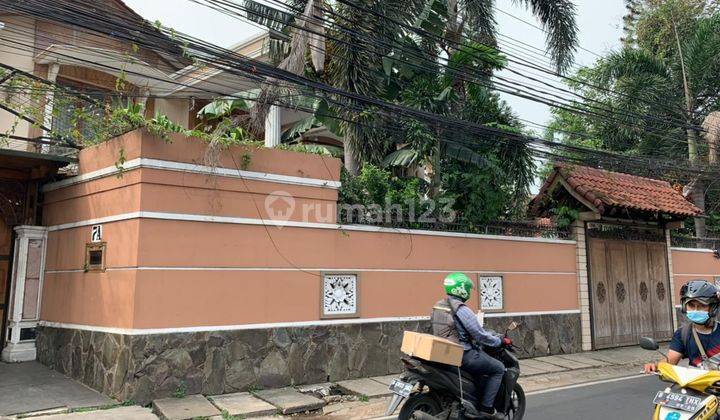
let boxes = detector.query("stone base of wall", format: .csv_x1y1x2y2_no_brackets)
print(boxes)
37,313,580,404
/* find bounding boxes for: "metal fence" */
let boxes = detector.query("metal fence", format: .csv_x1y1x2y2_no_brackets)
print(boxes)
340,213,571,240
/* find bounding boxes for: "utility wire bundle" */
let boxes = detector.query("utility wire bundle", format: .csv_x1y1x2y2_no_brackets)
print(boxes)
2,0,720,187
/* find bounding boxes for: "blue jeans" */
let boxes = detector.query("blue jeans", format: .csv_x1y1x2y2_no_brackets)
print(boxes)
461,348,506,408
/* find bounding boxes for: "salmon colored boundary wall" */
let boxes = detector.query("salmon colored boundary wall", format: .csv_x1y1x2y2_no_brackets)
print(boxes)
41,130,580,329
671,248,720,306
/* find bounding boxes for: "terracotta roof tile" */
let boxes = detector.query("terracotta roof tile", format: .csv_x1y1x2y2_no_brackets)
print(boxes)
540,164,702,217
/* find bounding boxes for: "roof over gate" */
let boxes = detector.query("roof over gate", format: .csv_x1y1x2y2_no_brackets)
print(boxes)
530,163,702,218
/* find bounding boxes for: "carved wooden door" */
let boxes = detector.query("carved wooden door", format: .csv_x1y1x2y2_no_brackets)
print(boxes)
587,226,673,348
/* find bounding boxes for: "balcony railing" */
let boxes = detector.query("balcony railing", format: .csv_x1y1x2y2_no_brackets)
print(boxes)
671,234,720,250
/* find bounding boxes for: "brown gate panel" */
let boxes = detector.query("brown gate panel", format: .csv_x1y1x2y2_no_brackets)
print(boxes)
606,241,636,346
588,238,614,348
588,233,673,349
647,242,673,340
628,242,654,340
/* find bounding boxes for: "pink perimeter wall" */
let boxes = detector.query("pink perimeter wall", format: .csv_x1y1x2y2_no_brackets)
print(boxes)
41,129,579,330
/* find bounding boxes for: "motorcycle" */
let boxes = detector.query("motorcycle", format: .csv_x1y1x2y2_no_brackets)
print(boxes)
640,336,720,420
385,322,526,420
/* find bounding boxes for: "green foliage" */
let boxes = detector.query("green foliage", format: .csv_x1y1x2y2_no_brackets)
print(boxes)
247,384,264,392
338,165,428,224
633,0,716,61
197,98,250,120
172,381,187,399
276,143,343,157
706,212,720,236
338,162,516,227
240,152,252,170
546,11,720,163
551,205,580,229
221,409,243,420
382,148,420,168
115,147,127,178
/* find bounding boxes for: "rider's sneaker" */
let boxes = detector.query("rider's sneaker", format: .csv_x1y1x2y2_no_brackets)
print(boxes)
476,409,505,420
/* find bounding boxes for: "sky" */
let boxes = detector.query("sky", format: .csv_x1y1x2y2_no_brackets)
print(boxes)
123,0,627,131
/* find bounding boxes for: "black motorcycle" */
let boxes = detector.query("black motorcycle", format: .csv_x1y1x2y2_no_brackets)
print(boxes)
386,322,526,420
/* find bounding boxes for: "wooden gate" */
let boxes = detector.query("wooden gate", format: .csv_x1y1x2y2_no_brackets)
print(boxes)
587,224,674,349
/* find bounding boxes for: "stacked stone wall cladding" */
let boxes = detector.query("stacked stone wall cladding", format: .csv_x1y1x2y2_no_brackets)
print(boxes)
37,314,580,404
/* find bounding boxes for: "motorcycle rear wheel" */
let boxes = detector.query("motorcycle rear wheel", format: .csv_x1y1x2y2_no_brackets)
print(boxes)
398,393,443,420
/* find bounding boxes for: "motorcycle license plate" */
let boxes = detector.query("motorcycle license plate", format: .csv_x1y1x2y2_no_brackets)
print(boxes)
653,391,702,412
389,379,414,398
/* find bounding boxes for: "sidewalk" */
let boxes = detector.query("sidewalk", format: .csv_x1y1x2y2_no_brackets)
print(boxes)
2,345,664,420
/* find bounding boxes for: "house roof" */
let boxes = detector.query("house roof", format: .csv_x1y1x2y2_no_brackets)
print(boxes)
532,163,702,217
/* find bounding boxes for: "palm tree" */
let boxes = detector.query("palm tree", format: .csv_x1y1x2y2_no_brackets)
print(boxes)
550,13,720,236
243,0,578,175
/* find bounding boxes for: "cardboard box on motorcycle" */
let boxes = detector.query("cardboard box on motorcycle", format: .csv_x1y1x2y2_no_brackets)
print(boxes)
401,331,464,366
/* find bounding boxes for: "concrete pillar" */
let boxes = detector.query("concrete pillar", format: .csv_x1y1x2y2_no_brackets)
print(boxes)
665,228,679,329
264,105,281,148
1,226,48,362
41,63,60,153
573,220,592,351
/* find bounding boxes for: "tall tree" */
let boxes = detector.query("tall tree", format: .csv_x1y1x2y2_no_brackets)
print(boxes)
547,6,720,237
243,0,577,174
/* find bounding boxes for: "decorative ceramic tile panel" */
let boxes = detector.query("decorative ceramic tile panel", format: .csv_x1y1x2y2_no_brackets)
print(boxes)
322,274,358,317
479,275,503,311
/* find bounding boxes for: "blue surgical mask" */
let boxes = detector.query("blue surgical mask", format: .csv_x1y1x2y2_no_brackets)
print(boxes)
687,310,710,324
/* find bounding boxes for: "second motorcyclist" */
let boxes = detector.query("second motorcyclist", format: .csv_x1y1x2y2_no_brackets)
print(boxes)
644,279,720,373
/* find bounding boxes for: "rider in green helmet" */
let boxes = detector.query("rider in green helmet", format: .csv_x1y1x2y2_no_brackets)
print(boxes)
444,271,475,301
431,272,506,419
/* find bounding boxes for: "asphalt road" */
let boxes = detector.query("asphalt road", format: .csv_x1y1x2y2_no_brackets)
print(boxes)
527,375,660,420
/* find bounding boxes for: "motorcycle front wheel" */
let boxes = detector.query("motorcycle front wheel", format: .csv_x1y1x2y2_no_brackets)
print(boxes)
507,383,526,419
398,393,442,420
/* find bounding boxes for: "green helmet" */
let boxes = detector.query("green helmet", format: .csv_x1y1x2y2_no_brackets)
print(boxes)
444,272,474,301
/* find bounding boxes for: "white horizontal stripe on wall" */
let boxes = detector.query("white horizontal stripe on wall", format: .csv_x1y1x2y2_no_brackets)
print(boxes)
485,309,580,317
42,157,341,192
45,266,576,275
39,310,581,336
670,247,716,253
674,274,720,277
47,211,576,245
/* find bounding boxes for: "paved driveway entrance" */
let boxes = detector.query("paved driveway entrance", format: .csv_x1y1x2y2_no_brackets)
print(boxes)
0,361,113,416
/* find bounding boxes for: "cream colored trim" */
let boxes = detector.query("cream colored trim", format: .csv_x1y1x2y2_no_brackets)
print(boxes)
674,273,720,277
38,310,580,335
666,229,679,329
42,158,341,192
485,309,580,318
573,221,592,351
670,247,716,253
46,211,577,245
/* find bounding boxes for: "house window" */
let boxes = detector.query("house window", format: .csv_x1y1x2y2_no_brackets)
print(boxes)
51,77,128,145
85,243,106,272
